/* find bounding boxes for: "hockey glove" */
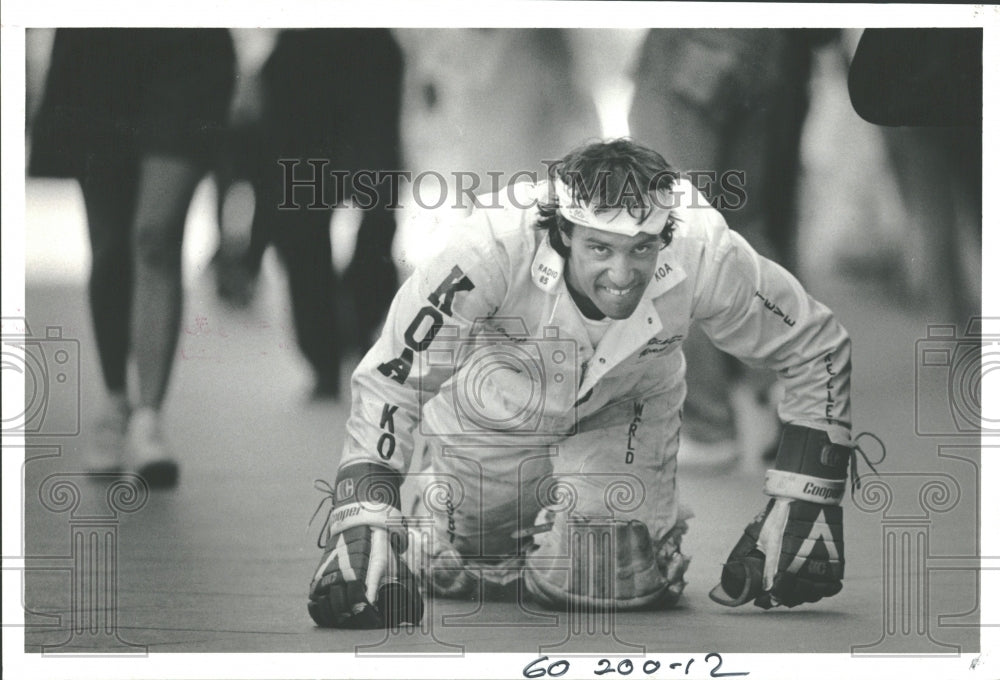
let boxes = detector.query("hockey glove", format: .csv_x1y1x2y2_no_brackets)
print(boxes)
710,425,849,609
308,462,424,628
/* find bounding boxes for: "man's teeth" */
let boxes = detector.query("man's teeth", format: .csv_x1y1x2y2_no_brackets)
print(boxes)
602,285,634,297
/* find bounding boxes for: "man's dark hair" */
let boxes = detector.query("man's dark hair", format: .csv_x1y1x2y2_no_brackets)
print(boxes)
536,138,679,257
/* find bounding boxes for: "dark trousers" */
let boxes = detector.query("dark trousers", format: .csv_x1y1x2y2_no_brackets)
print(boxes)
228,29,404,389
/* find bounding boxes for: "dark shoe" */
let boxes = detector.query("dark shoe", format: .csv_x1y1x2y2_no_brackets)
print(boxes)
309,373,341,402
212,249,257,309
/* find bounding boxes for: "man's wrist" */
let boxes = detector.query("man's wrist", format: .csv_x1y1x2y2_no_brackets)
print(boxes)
327,462,408,550
334,461,404,510
773,424,851,481
325,503,404,535
765,424,852,505
763,469,844,505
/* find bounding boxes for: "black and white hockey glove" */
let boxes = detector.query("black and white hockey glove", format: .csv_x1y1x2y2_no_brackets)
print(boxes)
710,425,850,609
308,462,424,628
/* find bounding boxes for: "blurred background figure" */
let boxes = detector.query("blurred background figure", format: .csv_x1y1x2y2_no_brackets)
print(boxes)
848,28,982,326
629,29,832,467
29,29,235,487
211,29,405,399
391,28,599,268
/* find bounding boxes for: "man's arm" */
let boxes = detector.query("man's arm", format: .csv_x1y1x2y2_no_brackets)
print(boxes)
685,202,853,609
308,217,510,628
689,218,851,446
340,219,510,475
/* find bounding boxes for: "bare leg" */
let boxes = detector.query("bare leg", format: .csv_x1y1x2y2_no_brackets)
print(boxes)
79,156,139,471
80,156,138,396
130,154,205,410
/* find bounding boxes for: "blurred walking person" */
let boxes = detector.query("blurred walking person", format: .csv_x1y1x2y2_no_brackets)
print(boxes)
211,29,405,398
848,28,982,325
30,28,236,487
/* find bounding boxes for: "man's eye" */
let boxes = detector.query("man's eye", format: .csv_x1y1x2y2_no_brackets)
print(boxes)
633,245,651,255
590,245,609,255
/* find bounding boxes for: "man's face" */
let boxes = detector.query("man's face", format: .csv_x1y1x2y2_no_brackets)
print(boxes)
561,224,662,320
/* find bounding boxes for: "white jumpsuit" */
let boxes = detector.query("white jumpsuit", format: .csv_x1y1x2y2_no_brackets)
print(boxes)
338,179,852,595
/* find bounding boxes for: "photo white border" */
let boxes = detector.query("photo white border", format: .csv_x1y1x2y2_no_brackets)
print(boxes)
3,2,996,679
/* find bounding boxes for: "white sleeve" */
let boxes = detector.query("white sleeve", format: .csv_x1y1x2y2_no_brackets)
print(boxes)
339,219,511,474
689,213,852,445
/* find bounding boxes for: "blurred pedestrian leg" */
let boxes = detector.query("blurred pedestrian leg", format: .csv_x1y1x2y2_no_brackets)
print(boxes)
29,29,236,485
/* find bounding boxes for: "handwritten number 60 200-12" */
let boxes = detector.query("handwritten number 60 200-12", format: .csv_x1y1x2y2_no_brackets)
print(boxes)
522,653,749,678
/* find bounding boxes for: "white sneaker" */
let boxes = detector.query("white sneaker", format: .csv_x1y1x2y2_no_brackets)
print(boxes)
84,394,130,473
125,408,179,488
676,433,740,470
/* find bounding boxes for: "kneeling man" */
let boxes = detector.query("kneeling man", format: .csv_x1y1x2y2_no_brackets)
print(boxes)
307,138,854,628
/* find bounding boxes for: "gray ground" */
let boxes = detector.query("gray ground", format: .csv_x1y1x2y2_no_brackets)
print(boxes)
18,228,982,658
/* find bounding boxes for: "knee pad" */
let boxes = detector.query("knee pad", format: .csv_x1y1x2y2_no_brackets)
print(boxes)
403,523,477,599
402,466,525,601
524,511,691,611
404,519,524,600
